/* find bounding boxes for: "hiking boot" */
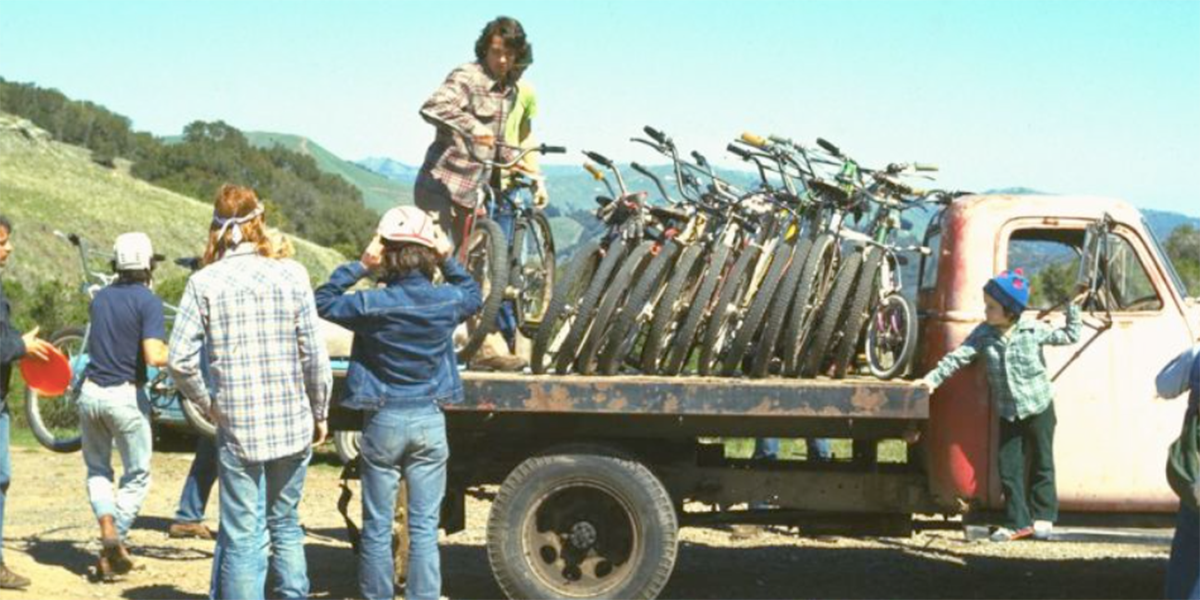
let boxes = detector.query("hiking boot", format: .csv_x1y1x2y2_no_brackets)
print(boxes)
168,521,214,540
0,563,30,589
1033,520,1054,540
989,526,1034,542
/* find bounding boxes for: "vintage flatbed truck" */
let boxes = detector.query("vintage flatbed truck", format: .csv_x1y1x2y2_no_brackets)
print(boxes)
329,193,1199,600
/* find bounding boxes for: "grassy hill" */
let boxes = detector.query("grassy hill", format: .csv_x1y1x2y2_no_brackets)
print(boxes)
0,113,346,289
244,132,412,213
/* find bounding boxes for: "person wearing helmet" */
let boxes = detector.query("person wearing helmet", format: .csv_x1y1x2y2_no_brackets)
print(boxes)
315,206,482,600
77,231,168,580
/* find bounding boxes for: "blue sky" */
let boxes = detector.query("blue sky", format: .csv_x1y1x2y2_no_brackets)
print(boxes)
1,0,1198,214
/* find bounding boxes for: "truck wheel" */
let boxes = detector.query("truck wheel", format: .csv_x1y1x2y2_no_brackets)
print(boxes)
487,451,679,600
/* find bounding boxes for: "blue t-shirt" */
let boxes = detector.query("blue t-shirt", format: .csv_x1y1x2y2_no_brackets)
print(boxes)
84,282,166,387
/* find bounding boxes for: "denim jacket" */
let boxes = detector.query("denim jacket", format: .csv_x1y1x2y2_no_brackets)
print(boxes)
315,258,482,409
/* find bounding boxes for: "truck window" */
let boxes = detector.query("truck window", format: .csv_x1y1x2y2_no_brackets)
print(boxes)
1007,229,1085,311
1104,233,1163,312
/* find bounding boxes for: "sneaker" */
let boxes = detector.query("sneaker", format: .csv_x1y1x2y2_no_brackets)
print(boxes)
169,521,214,540
1033,520,1054,540
0,563,31,589
989,526,1034,542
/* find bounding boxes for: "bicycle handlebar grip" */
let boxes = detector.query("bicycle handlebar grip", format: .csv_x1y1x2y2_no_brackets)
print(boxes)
630,162,655,178
583,163,606,180
726,143,752,159
644,126,667,144
741,132,769,148
768,134,791,145
915,162,939,172
691,150,709,167
583,151,614,168
540,145,567,155
68,233,82,246
816,137,841,157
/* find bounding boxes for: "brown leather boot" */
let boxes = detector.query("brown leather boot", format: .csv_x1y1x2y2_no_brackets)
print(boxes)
168,521,214,540
98,515,134,575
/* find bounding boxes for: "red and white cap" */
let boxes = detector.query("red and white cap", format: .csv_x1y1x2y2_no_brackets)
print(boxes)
377,206,437,249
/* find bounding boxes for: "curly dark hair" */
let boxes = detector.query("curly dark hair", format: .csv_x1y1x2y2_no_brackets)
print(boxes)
474,16,532,82
381,241,439,282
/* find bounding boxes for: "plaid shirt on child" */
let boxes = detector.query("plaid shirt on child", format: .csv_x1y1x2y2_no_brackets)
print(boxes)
926,304,1082,421
169,244,332,463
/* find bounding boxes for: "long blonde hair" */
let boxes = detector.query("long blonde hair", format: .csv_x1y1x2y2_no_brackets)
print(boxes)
203,184,273,266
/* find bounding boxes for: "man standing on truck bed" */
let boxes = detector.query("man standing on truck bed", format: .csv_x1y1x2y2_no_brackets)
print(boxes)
921,270,1087,542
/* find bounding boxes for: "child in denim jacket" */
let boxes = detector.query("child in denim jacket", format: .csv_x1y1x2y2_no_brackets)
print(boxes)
922,270,1087,542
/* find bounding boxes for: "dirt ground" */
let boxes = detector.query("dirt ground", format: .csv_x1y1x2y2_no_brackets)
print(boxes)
0,441,1175,600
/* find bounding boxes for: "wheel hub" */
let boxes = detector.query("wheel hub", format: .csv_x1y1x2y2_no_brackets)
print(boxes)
568,521,598,550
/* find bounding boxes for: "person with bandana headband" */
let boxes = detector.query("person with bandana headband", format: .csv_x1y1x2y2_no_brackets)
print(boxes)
168,184,332,600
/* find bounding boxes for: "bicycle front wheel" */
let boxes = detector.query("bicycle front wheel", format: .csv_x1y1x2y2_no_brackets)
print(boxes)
511,210,556,338
865,292,918,380
24,327,87,453
459,218,510,362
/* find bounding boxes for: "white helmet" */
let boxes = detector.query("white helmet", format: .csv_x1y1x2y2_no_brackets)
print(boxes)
113,232,155,271
376,206,437,249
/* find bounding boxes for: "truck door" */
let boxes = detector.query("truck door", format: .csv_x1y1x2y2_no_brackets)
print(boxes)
1002,217,1191,512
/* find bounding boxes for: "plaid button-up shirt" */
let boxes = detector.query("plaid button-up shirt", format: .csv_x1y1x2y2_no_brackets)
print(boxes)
168,245,332,463
415,61,515,209
926,304,1082,421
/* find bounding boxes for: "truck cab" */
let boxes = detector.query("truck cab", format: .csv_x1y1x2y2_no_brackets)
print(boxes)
916,194,1199,515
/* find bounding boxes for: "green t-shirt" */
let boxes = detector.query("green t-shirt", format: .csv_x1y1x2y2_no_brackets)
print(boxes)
504,81,537,147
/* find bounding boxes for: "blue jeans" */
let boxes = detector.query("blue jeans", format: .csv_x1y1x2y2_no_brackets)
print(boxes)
0,410,10,563
175,434,218,523
79,382,153,540
492,195,519,349
359,404,449,600
752,438,832,461
1166,503,1200,599
212,433,311,600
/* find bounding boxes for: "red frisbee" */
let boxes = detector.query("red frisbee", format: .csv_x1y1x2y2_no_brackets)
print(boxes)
20,345,72,396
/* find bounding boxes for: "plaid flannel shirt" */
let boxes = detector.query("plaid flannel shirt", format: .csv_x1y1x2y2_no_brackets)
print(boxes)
168,245,332,463
926,304,1082,421
415,61,515,209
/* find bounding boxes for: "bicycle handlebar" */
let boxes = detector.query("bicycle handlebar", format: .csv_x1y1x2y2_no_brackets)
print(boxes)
584,162,605,180
583,150,614,169
644,125,668,145
816,137,842,157
741,132,769,149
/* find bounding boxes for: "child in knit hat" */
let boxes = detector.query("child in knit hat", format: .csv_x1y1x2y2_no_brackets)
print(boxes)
921,269,1089,542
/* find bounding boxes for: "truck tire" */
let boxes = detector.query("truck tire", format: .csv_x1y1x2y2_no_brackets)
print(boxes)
555,238,628,375
459,218,510,362
800,249,864,378
782,233,838,376
664,243,731,376
698,244,761,376
576,241,655,375
486,451,679,600
749,237,813,378
830,247,883,378
532,240,603,374
639,244,704,375
722,239,795,376
598,240,679,375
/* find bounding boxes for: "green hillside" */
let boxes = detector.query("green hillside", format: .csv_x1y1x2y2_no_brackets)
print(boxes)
0,113,346,289
244,132,412,213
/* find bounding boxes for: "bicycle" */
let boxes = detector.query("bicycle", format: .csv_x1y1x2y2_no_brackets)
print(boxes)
425,118,566,362
24,232,213,453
